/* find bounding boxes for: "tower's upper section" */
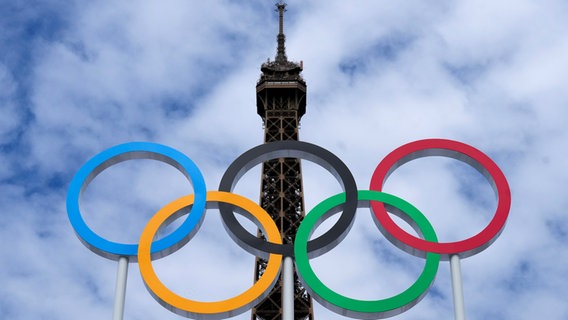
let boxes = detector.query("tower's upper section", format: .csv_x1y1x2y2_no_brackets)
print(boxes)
256,2,306,119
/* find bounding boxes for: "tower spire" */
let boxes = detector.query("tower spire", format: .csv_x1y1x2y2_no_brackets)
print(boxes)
275,1,288,63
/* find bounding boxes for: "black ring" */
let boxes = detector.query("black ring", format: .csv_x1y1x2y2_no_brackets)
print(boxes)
218,141,358,258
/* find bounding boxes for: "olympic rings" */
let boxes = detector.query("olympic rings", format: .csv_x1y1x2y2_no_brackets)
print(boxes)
218,140,358,258
138,191,282,319
67,138,511,319
369,139,511,260
66,142,207,260
294,190,440,319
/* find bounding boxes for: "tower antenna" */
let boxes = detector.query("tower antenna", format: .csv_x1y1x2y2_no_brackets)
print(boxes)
275,1,288,63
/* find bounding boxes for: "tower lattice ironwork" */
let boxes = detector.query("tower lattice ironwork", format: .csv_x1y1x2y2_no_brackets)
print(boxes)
251,2,314,320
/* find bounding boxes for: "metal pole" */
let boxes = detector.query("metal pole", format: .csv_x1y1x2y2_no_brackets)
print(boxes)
113,256,129,320
450,254,466,320
282,256,294,320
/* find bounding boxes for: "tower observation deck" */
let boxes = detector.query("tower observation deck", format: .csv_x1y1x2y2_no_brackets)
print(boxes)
251,2,313,320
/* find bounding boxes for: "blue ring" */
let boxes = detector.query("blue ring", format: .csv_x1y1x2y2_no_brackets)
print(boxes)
66,142,207,261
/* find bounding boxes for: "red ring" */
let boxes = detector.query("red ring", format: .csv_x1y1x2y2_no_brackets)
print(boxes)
369,139,511,259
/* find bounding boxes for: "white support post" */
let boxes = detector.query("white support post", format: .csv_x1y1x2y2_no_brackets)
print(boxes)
450,254,466,320
112,256,129,320
282,256,294,320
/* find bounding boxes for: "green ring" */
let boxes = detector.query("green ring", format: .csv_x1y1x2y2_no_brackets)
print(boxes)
294,190,440,319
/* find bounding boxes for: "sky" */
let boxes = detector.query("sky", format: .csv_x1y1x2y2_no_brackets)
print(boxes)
1,0,567,319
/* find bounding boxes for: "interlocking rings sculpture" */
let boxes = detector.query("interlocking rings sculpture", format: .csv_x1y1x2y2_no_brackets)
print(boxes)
67,139,511,319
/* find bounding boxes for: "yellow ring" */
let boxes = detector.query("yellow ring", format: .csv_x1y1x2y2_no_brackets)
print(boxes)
138,191,282,318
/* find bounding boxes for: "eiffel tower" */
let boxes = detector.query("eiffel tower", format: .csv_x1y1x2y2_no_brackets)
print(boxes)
250,2,314,319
